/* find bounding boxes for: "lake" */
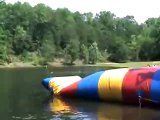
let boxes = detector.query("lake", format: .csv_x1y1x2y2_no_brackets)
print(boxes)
0,66,160,120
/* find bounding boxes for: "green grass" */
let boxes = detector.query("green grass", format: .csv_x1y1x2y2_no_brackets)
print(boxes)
96,61,160,68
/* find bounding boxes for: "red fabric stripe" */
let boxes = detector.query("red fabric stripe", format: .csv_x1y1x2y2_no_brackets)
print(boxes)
122,67,157,104
60,81,79,96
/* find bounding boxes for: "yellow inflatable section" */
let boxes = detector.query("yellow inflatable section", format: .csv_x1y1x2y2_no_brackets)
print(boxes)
98,68,129,101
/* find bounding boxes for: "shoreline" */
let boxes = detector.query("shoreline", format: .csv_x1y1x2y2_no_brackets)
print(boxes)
0,61,118,68
0,62,39,68
0,61,160,68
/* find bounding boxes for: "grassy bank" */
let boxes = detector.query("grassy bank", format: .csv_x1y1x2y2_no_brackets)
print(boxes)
96,61,160,68
1,60,160,68
47,60,160,68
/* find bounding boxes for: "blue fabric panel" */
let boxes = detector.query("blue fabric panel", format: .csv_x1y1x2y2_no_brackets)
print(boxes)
42,77,53,92
150,69,160,103
76,71,104,100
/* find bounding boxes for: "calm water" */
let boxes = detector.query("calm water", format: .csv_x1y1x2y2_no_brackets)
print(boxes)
0,66,160,120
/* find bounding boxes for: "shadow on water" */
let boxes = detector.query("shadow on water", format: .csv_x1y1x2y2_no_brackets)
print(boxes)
0,66,160,120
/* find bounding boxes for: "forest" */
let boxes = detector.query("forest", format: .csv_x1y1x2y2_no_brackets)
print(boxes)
0,0,160,65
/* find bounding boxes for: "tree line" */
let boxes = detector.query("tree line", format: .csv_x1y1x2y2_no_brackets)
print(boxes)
0,1,160,65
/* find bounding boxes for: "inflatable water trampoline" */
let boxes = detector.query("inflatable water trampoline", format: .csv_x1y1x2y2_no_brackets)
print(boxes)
42,66,160,106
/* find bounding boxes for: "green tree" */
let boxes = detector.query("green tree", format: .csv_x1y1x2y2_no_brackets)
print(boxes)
40,39,55,62
129,35,142,61
89,42,98,64
0,28,7,63
80,44,89,64
1,1,160,65
64,39,80,65
13,25,32,55
149,18,160,60
108,37,129,62
139,24,154,60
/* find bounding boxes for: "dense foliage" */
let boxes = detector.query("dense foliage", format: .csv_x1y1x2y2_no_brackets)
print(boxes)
0,1,160,65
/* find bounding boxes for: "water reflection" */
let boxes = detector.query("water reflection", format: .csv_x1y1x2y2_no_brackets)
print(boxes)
48,97,160,120
47,97,97,119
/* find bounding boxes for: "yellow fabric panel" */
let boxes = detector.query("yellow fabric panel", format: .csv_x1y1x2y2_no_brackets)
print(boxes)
49,81,63,95
98,68,128,101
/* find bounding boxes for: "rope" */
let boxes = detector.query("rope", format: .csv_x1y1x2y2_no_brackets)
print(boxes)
138,95,160,108
139,96,142,108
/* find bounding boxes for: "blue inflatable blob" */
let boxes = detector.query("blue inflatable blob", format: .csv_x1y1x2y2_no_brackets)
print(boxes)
76,71,104,100
150,69,160,103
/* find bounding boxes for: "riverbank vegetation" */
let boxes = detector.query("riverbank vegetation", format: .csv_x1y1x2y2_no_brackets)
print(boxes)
1,1,160,66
